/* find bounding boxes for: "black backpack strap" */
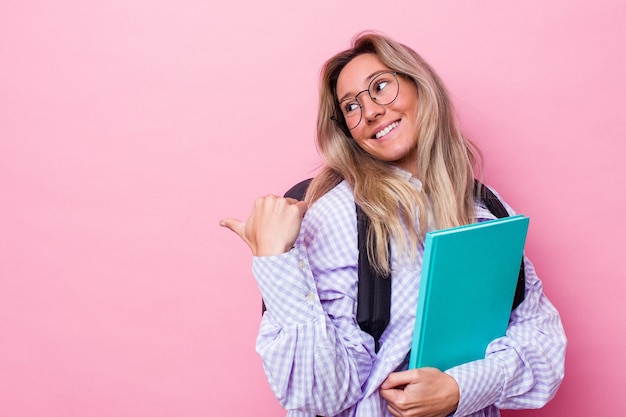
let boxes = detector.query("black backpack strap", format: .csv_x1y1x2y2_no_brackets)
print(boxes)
284,178,313,201
474,181,526,310
355,205,390,353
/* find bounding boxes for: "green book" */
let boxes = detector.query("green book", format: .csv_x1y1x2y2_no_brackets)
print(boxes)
409,215,530,371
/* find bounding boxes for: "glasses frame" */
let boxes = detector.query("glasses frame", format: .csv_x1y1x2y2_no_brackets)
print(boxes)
331,71,401,131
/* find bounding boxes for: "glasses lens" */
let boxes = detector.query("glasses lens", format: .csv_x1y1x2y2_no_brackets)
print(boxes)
369,72,399,106
338,100,362,130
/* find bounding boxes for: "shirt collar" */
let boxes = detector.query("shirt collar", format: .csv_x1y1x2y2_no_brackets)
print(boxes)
392,166,423,191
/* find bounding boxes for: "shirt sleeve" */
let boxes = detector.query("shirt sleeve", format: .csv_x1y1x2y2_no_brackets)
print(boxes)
445,191,567,416
253,190,376,416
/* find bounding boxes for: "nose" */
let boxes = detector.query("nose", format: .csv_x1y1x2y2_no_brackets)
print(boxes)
361,94,385,123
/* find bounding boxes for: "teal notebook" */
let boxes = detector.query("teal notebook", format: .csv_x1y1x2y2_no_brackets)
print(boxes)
408,215,529,371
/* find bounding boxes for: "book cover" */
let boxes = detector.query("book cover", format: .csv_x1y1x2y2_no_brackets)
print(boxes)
409,215,529,371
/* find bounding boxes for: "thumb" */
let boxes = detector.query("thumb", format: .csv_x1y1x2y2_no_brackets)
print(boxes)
380,370,416,390
219,218,246,240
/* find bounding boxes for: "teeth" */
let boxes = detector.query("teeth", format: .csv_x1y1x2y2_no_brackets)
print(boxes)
375,122,399,139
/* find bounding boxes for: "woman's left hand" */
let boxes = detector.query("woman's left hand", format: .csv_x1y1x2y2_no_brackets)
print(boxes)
380,368,460,417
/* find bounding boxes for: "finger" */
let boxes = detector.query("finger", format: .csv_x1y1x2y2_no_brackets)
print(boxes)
283,197,309,212
293,200,309,216
219,218,246,239
380,369,417,390
386,404,402,417
276,197,309,218
379,389,406,416
379,386,401,402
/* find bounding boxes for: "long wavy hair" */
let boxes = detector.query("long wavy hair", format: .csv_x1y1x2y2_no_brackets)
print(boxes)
306,31,482,275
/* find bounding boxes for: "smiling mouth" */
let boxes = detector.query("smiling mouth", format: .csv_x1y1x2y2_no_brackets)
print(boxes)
374,121,400,139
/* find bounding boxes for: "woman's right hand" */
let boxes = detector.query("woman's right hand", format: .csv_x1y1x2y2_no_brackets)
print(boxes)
220,195,308,257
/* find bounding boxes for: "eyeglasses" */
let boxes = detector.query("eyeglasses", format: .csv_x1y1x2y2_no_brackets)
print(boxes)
332,71,401,130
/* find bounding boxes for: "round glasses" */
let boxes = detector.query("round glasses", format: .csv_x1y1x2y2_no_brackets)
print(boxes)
333,71,400,130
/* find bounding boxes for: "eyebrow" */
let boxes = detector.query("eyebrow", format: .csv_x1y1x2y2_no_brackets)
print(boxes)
338,70,389,103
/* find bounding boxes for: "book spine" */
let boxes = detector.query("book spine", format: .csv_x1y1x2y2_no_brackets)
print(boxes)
408,234,435,369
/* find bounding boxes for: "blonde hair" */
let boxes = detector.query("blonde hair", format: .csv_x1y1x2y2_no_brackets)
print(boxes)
307,31,482,275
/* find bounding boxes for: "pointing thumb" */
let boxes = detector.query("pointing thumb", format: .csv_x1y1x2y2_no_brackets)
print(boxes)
219,218,246,240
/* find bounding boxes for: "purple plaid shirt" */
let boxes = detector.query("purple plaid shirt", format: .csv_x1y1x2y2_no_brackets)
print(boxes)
253,179,566,417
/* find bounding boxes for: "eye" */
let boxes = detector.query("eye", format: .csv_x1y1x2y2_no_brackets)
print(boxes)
343,100,360,115
372,78,390,93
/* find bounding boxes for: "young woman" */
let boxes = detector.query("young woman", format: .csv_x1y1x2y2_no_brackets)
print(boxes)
221,32,566,417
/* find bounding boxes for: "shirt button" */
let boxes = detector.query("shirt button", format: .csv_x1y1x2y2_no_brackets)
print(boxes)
298,260,305,269
306,293,315,305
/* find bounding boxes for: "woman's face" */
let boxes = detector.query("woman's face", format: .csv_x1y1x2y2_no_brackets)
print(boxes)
336,53,420,175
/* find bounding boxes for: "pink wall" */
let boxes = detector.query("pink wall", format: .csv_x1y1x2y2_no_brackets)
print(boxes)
1,0,624,416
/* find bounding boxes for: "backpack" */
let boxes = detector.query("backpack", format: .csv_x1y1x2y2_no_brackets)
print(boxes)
266,178,525,352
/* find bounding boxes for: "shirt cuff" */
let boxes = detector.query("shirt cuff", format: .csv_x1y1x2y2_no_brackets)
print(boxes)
445,358,504,416
253,247,324,326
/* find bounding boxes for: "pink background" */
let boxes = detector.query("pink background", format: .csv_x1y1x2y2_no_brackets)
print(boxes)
1,0,624,416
